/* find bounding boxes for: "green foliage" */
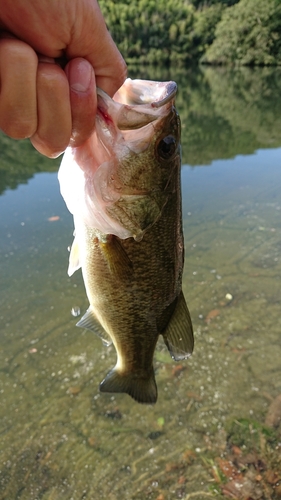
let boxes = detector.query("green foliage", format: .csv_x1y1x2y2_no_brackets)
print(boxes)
99,0,281,66
191,3,225,59
202,0,281,65
99,0,195,65
189,0,238,7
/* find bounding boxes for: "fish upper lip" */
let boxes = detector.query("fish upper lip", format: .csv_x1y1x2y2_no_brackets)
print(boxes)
150,81,177,108
111,79,177,107
97,79,177,108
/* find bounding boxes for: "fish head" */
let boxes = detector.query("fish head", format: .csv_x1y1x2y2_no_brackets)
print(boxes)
59,79,181,240
98,78,181,193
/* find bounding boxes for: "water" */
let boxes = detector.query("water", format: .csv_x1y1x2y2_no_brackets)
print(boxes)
0,67,281,499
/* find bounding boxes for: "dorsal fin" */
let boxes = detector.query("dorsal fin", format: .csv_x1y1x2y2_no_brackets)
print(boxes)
162,291,194,361
76,307,112,346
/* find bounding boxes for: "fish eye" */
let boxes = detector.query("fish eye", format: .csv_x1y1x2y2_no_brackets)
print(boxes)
157,135,177,160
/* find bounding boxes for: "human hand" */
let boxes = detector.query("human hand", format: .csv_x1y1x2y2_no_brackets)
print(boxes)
0,0,127,157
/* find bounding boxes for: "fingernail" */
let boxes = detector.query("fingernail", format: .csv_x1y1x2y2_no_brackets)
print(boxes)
69,60,92,92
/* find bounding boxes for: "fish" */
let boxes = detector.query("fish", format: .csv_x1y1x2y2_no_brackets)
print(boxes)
58,78,193,404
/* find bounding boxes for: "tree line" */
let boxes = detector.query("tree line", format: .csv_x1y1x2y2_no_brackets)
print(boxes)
99,0,281,66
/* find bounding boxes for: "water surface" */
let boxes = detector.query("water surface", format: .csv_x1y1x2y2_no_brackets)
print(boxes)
0,67,281,500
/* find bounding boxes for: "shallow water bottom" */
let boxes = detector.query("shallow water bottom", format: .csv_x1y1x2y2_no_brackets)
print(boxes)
0,150,281,499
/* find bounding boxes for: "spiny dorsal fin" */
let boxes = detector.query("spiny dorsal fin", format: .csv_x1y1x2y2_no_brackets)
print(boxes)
99,368,157,404
76,307,112,346
163,291,194,361
68,236,81,277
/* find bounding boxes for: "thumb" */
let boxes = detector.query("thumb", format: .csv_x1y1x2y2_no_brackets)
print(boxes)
0,0,127,97
65,1,127,97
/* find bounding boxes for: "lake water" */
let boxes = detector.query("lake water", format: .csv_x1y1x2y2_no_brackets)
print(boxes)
0,67,281,500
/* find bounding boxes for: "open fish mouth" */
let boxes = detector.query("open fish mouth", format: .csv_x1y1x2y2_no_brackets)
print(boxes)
113,79,177,107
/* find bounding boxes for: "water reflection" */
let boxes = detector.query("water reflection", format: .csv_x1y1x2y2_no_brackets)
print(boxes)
0,135,60,195
1,66,281,193
0,68,281,499
129,65,281,165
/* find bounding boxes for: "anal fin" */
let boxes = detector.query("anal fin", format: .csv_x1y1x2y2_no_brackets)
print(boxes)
76,307,112,346
162,291,194,361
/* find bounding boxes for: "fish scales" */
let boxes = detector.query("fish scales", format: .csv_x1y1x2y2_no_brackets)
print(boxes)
59,78,194,404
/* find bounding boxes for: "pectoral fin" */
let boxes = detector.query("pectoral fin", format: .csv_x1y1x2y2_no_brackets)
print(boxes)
99,236,133,280
163,291,194,361
76,307,112,346
68,236,81,277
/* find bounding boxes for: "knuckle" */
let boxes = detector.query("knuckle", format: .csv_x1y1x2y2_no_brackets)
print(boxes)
37,63,68,91
1,38,37,67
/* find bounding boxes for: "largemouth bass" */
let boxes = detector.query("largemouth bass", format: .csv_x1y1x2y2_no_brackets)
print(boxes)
58,79,193,404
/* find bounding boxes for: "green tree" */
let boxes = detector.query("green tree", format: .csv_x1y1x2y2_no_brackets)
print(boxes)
191,3,225,59
99,0,195,64
202,0,281,65
189,0,238,7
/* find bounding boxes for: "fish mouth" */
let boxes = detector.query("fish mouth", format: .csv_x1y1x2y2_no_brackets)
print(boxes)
97,79,178,132
113,79,177,108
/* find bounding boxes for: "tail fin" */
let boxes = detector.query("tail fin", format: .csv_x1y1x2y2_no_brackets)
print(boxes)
99,368,157,404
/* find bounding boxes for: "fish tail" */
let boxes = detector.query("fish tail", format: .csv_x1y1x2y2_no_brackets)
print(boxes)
99,368,157,404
